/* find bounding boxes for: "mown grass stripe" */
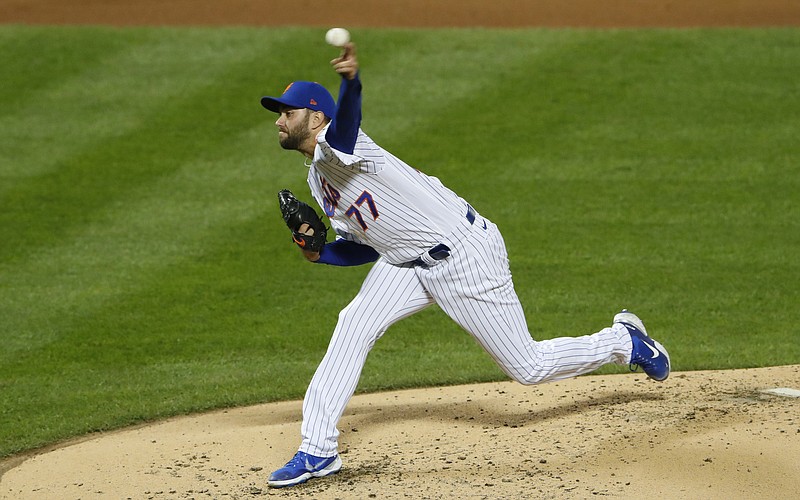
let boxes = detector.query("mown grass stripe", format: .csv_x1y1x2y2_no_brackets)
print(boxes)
1,30,299,262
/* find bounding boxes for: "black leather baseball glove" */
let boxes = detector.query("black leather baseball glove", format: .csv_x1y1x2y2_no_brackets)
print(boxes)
278,189,327,252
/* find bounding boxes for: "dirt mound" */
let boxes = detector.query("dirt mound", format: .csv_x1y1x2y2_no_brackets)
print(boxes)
2,366,798,499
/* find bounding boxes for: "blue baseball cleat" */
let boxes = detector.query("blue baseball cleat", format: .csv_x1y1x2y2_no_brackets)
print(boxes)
614,310,671,381
267,451,342,488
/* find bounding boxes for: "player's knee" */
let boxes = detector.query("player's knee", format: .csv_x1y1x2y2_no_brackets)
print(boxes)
336,303,360,327
513,375,545,386
334,305,384,348
507,368,550,386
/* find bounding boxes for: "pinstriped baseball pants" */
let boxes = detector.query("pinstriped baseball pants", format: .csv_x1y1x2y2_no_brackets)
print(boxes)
299,216,632,457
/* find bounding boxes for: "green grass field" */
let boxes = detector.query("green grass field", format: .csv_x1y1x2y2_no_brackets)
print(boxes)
1,26,798,458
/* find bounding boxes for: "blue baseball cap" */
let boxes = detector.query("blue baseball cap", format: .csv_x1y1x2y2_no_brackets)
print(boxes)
261,81,336,119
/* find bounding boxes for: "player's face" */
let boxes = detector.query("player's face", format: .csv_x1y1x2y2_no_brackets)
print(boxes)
276,107,312,151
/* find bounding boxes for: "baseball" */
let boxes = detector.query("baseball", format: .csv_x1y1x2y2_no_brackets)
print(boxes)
325,28,350,47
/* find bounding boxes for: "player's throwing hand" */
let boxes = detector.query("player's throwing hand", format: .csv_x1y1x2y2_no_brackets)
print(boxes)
331,43,358,80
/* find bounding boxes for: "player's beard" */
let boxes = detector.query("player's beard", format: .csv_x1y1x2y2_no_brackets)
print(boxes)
279,113,312,151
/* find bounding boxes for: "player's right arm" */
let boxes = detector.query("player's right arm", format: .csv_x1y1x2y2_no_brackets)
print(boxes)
316,239,379,266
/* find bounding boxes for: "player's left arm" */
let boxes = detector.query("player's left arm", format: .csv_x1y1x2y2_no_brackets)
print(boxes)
331,42,359,80
327,43,361,155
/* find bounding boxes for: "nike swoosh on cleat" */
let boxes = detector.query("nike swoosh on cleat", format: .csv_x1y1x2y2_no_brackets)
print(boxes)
644,342,660,358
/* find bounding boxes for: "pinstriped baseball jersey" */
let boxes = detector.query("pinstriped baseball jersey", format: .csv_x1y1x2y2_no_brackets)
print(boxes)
307,125,470,265
295,116,636,460
261,71,651,472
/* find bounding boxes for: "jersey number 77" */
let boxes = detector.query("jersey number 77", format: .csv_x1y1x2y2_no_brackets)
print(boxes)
345,191,379,231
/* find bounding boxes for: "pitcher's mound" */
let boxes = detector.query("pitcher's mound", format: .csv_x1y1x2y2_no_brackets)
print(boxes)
2,365,798,499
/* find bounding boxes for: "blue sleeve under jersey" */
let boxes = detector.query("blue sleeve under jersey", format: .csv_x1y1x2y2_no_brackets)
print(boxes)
315,238,379,266
325,74,362,155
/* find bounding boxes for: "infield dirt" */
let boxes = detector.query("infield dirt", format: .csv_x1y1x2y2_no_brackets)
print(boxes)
2,366,799,499
2,1,799,498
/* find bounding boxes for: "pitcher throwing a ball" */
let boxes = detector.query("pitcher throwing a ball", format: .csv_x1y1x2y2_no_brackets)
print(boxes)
260,36,671,488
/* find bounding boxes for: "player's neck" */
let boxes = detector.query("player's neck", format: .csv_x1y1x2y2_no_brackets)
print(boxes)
298,130,322,159
298,143,315,159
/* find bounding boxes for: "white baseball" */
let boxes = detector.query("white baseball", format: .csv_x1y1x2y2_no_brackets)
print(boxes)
325,28,350,47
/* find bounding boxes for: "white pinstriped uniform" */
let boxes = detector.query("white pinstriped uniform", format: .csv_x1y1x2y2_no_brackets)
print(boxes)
299,125,633,458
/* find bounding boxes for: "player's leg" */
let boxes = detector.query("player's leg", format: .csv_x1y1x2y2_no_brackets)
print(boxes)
421,219,631,385
269,259,433,487
299,258,433,456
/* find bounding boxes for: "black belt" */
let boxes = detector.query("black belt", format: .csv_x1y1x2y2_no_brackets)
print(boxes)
413,243,451,267
412,206,476,267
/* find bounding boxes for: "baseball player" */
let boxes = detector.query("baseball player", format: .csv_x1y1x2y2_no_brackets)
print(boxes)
261,40,670,489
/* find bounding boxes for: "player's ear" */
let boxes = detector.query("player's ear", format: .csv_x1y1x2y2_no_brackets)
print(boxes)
310,110,329,130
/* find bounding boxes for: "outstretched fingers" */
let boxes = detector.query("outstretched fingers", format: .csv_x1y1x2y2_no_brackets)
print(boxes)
331,43,358,80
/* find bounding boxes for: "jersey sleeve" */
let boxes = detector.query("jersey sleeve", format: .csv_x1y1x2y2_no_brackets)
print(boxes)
326,75,361,155
315,75,383,173
314,239,380,266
